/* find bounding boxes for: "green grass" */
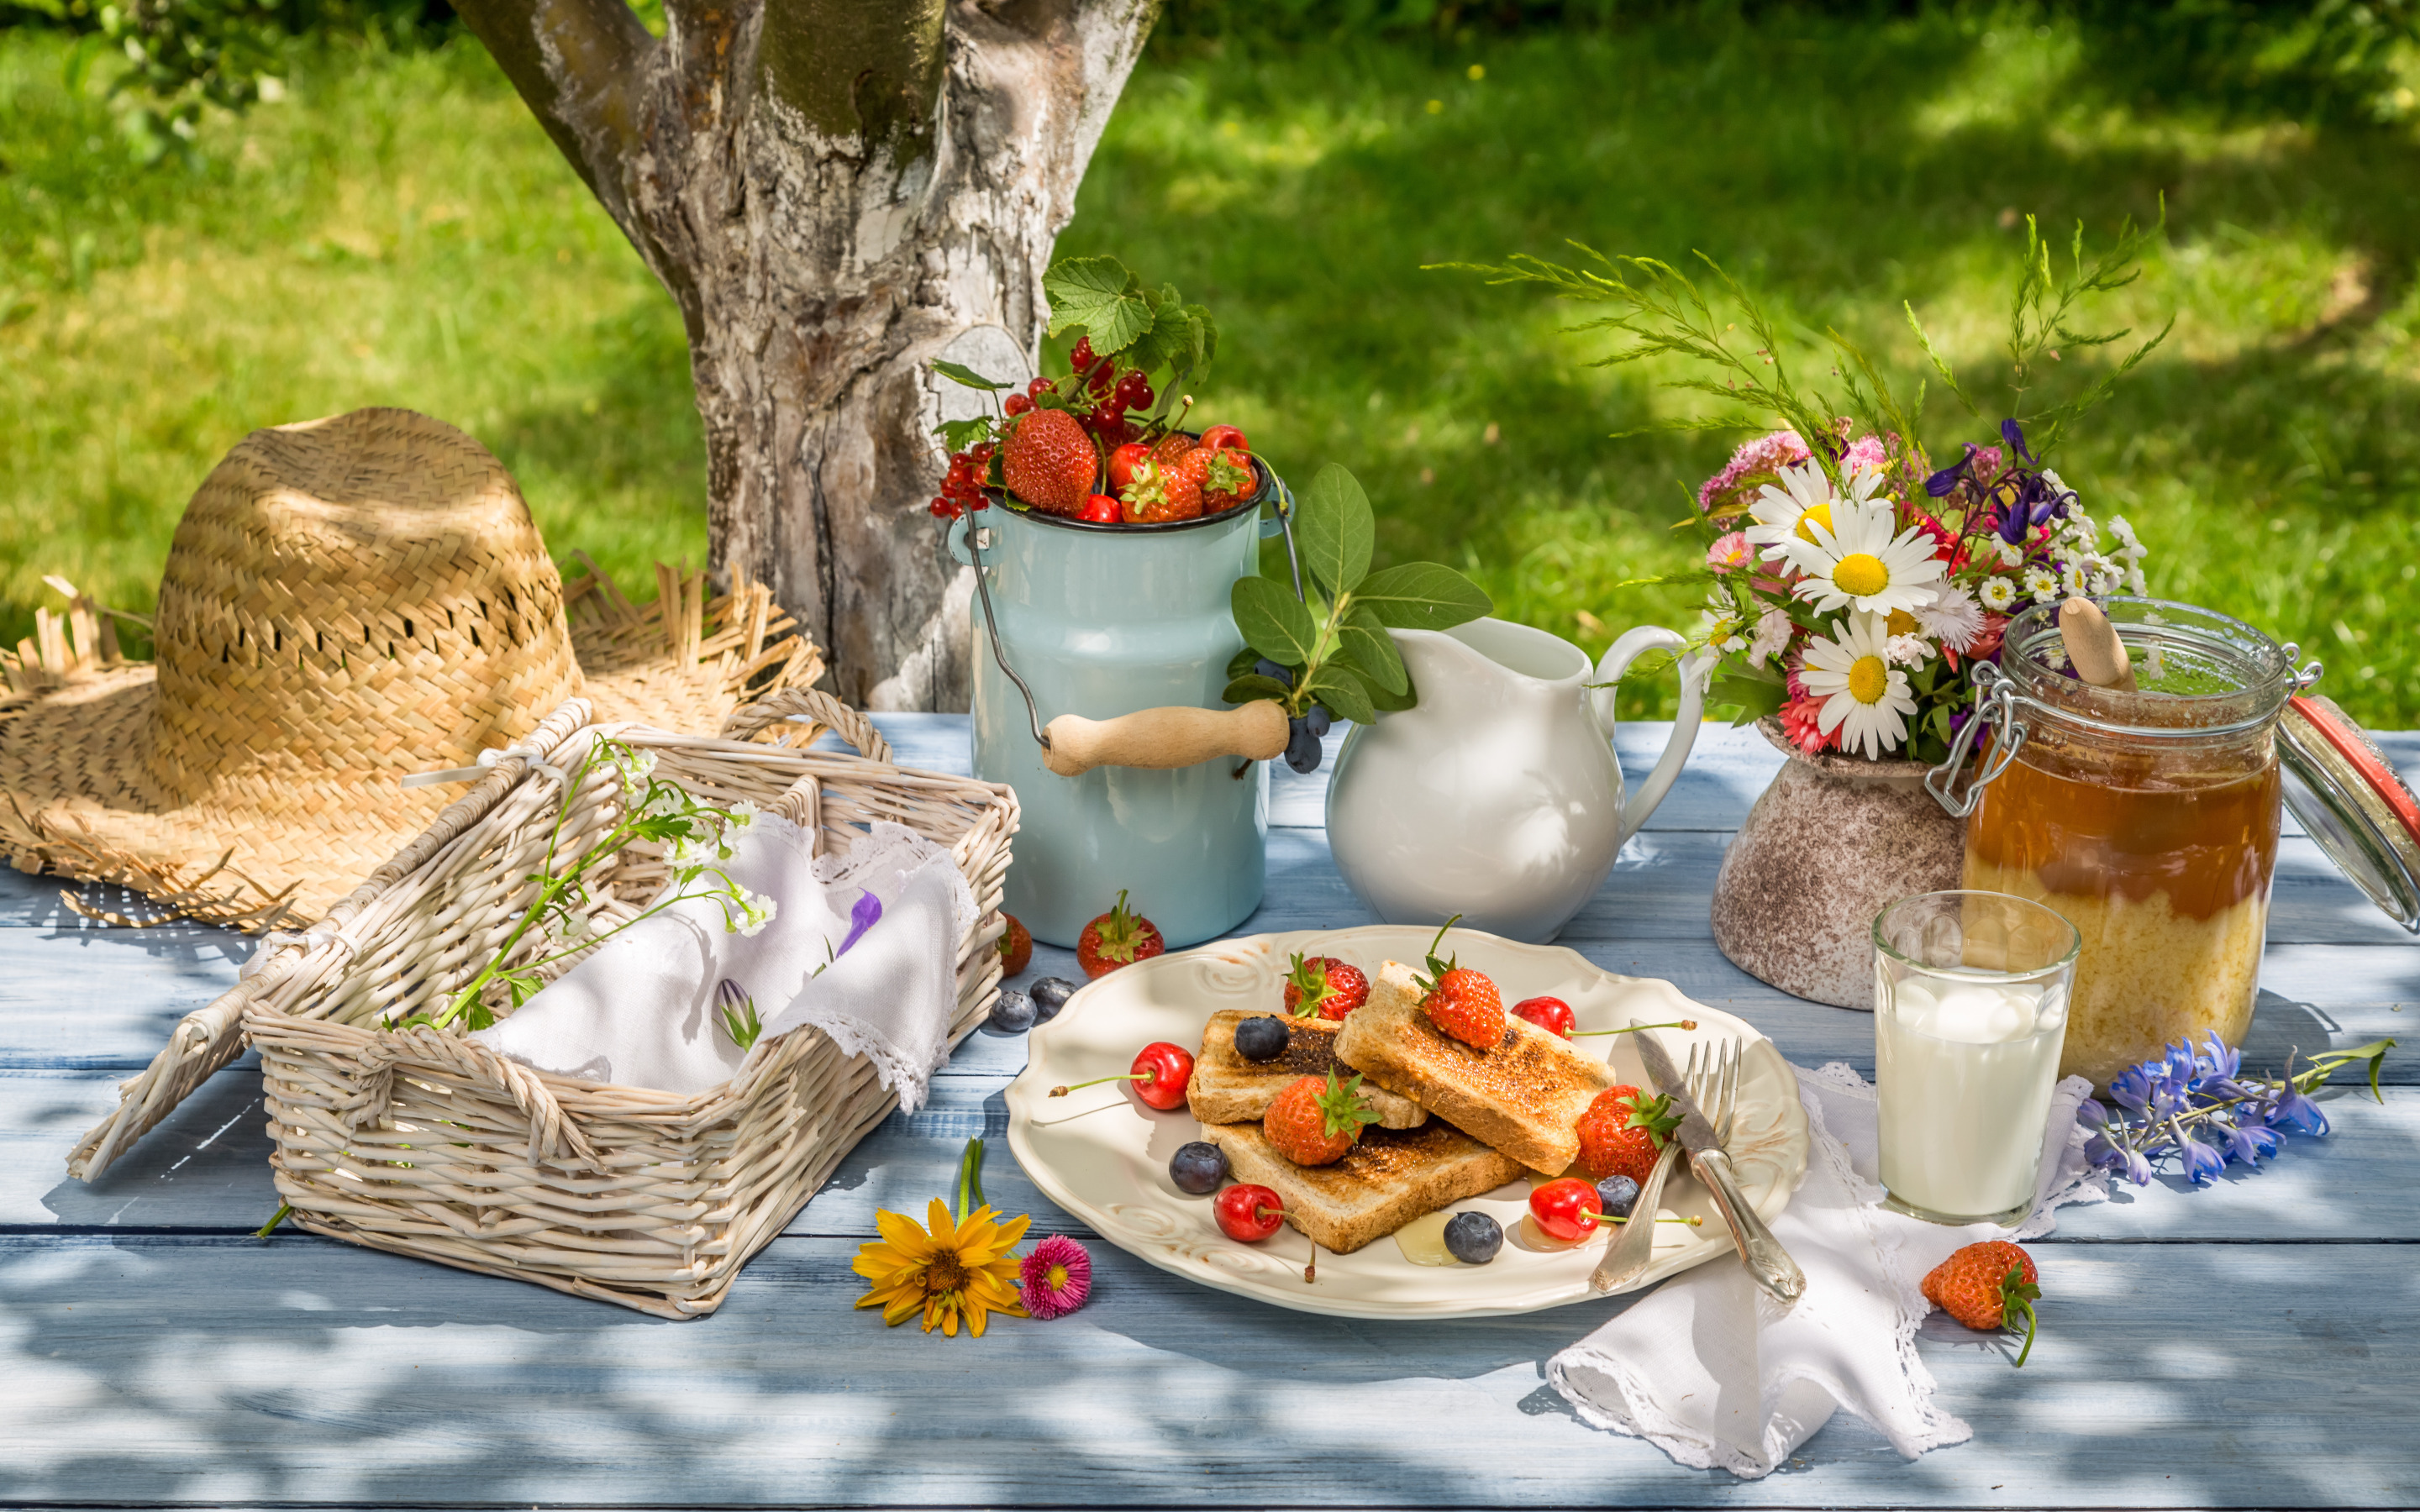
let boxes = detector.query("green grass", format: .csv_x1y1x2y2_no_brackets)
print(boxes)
4,8,2418,727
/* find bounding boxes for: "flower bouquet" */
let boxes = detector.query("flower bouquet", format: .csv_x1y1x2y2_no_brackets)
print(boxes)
1456,210,2171,765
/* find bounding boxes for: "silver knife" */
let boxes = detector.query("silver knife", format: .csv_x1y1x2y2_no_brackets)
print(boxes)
1634,1029,1807,1305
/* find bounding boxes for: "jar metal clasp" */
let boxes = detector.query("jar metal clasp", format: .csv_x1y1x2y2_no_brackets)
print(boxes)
1925,661,2030,818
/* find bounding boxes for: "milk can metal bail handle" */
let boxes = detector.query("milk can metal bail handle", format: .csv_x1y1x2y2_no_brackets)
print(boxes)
1924,660,2030,818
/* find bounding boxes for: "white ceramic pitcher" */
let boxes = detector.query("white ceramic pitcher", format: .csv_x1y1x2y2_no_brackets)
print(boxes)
1323,617,1709,942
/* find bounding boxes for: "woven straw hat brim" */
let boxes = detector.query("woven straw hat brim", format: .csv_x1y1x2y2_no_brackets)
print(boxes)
0,408,823,932
0,571,822,931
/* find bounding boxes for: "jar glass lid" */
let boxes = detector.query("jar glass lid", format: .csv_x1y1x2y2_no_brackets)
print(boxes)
2278,694,2420,933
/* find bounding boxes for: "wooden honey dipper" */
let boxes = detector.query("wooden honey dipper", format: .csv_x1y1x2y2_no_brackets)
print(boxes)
2059,597,2139,692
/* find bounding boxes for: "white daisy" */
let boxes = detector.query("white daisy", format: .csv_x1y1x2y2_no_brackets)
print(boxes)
2060,561,2092,597
2023,566,2060,604
1977,576,2018,612
1791,493,1945,617
1994,538,2024,570
2126,564,2149,595
1800,613,1919,759
1913,580,1986,652
1698,591,1749,655
1748,606,1794,668
1741,461,1839,569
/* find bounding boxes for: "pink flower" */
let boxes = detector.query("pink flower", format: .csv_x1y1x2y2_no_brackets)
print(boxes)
1707,531,1754,571
1018,1236,1092,1320
1697,430,1813,516
1780,691,1834,754
1842,434,1891,476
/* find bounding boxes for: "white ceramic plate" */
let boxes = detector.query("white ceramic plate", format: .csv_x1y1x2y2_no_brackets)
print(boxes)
1004,926,1810,1320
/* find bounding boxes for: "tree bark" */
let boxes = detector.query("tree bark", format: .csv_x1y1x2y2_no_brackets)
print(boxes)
452,0,1161,709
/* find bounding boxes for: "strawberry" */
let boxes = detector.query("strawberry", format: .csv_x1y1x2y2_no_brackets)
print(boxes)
1281,953,1370,1021
997,912,1031,977
1119,455,1204,523
1412,916,1505,1049
1262,1070,1381,1167
1923,1241,2043,1365
1200,445,1257,513
1001,407,1098,516
1575,1084,1681,1185
1150,430,1196,467
1076,890,1164,979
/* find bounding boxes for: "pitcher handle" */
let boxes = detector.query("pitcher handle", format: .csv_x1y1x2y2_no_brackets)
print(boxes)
1590,627,1712,848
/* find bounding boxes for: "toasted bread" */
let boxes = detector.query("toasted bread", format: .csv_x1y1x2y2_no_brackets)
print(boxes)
1186,1011,1428,1129
1333,960,1618,1173
1200,1119,1524,1253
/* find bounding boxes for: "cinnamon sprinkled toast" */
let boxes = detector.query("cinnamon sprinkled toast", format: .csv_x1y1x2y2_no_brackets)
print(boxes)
1333,960,1618,1173
1200,1119,1524,1254
1186,1011,1428,1129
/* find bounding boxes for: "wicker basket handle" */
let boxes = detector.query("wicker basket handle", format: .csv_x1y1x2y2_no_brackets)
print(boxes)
349,1025,599,1168
718,688,892,764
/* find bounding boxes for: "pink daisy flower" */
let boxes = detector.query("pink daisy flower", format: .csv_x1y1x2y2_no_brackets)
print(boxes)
1019,1236,1092,1320
1707,530,1754,572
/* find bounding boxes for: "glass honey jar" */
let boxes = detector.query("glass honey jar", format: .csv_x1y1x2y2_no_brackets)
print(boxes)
1928,599,2322,1088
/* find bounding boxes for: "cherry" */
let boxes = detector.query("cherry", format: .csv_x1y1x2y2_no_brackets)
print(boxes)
1107,441,1152,492
1199,423,1249,453
1512,996,1575,1038
1214,1184,1286,1242
1050,1041,1194,1111
1079,494,1121,523
1002,393,1033,417
1530,1178,1604,1242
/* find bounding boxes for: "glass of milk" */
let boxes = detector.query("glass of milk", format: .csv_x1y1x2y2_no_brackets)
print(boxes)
1873,890,2082,1226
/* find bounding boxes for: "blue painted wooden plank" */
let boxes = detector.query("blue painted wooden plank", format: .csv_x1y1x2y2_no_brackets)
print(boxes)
0,1231,2408,1507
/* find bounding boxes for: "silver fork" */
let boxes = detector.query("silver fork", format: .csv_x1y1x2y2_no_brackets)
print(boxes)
1589,1042,1723,1295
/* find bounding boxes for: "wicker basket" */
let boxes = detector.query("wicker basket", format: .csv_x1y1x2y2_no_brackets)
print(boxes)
235,688,1016,1319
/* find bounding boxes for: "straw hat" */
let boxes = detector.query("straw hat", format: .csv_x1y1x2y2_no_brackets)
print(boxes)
0,407,822,932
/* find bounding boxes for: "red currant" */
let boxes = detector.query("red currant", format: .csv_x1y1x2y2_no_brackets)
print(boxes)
969,441,995,463
1002,393,1033,417
1512,996,1576,1038
1214,1184,1286,1242
1529,1178,1603,1242
1071,336,1096,370
1027,375,1053,399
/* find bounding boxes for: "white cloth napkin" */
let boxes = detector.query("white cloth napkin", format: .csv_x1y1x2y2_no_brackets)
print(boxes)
1548,1062,2106,1478
469,818,974,1109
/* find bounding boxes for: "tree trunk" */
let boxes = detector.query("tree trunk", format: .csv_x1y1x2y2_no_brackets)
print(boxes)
453,0,1161,709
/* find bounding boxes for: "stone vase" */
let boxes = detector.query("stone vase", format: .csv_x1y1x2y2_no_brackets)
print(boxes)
1711,718,1966,1010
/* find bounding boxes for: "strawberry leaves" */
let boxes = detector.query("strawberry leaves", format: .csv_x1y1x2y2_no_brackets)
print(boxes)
1314,1069,1383,1142
1999,1262,2043,1368
1223,464,1491,727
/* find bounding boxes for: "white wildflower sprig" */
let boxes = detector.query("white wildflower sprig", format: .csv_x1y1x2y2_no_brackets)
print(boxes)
406,734,775,1032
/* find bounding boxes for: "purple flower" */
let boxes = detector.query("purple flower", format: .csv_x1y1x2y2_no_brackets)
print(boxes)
2108,1064,2154,1112
2197,1032,2241,1081
2225,1121,2280,1164
837,889,882,958
2178,1132,2226,1185
1019,1236,1093,1320
2001,417,2036,465
1925,442,1979,497
2267,1088,2329,1137
2076,1097,2108,1129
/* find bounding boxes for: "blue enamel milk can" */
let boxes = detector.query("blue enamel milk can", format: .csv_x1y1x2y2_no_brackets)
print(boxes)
947,473,1292,948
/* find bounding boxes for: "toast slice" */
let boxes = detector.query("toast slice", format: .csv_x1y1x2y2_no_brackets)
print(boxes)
1333,960,1618,1173
1200,1119,1524,1254
1186,1011,1428,1129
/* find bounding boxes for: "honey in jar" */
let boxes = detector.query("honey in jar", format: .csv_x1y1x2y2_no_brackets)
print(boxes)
1944,600,2300,1088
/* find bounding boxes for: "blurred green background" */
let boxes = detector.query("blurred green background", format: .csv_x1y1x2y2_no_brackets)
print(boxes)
3,1,2417,723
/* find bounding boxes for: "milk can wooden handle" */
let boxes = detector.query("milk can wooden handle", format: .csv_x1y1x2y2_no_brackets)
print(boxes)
1042,701,1289,777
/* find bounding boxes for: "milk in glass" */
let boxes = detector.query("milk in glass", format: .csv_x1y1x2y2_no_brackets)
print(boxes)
1876,974,2069,1221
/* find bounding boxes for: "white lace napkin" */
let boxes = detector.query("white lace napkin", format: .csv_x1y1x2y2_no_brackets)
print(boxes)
1548,1061,2106,1478
469,819,974,1109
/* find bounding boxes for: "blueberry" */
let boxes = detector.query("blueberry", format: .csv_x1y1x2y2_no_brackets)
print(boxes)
1233,1015,1291,1062
1304,704,1332,738
986,989,1036,1034
1444,1210,1503,1265
1254,659,1295,688
1595,1174,1640,1219
1028,977,1079,1023
1170,1140,1228,1194
1284,722,1321,774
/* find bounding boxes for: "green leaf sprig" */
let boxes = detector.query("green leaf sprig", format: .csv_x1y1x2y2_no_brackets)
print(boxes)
1221,465,1491,723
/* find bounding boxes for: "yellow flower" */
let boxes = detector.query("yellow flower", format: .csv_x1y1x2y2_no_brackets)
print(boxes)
853,1197,1030,1337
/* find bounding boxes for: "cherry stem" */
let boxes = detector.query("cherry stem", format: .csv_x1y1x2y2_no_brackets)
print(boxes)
1249,1206,1318,1282
1049,1068,1158,1097
1570,1018,1699,1037
1593,1214,1703,1227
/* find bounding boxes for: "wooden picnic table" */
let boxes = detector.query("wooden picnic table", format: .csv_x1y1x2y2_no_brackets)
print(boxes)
4,718,2414,1507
